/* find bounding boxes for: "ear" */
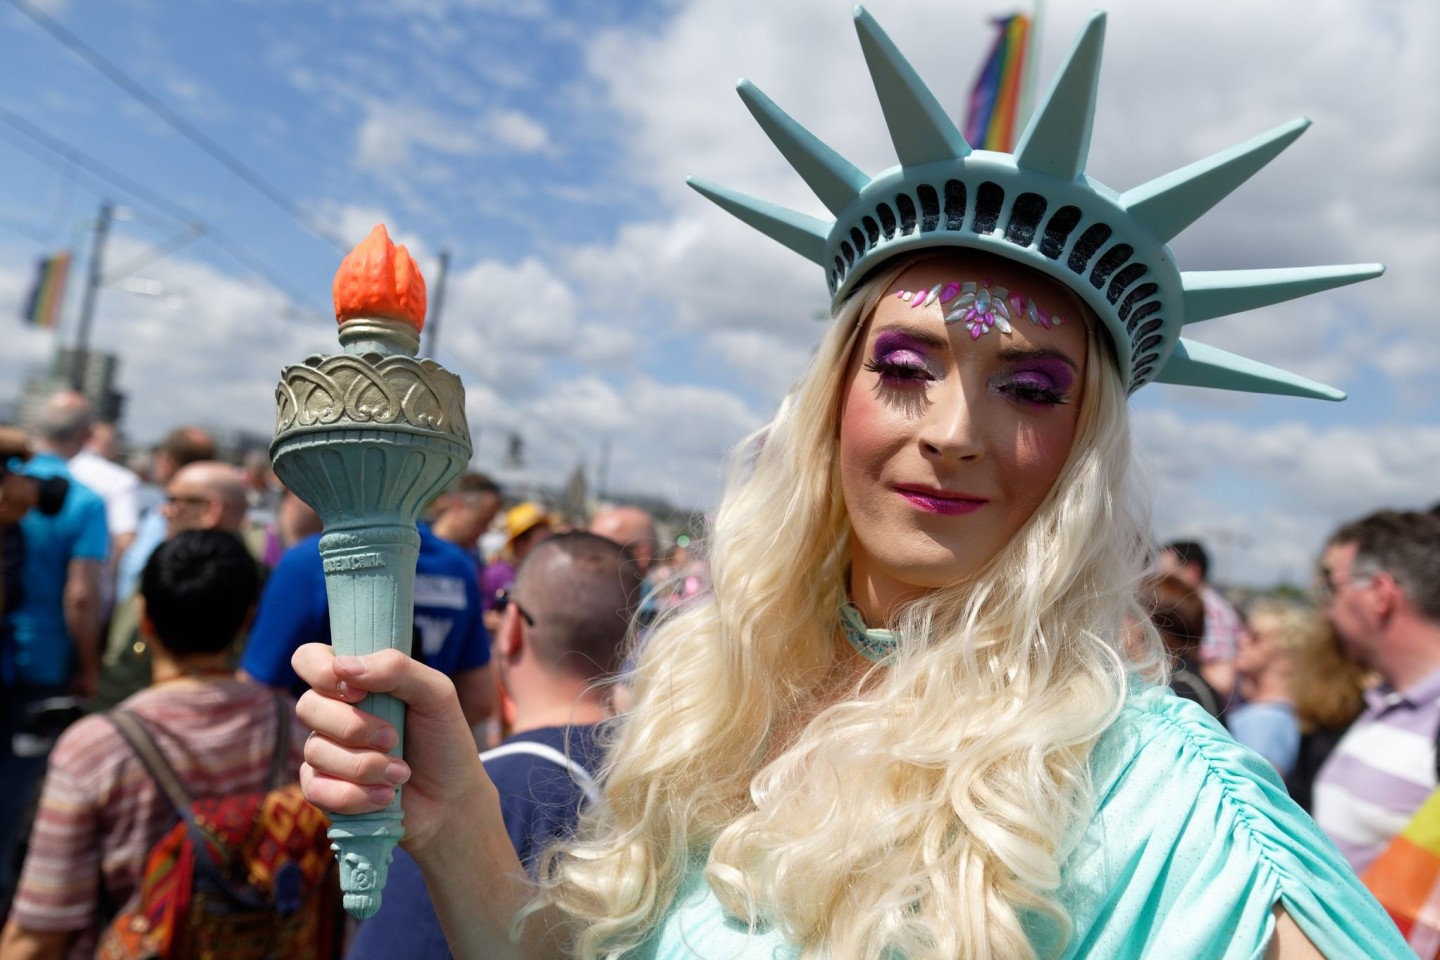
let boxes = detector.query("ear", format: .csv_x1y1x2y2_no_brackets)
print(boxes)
498,602,523,660
137,596,156,640
1370,571,1402,624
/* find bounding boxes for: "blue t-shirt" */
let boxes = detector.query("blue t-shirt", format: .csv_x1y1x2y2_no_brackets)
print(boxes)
1227,700,1300,780
346,724,606,960
239,524,489,696
3,453,109,687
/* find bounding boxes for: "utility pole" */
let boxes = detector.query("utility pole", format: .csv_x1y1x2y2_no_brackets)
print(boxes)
69,200,113,389
421,249,450,359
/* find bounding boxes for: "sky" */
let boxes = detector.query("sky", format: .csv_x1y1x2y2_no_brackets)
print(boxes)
0,0,1434,588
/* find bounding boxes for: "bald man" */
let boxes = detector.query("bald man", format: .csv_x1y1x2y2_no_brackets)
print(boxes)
96,461,252,708
589,505,658,578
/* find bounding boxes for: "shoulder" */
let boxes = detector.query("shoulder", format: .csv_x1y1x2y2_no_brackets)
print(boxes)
1052,687,1411,958
484,727,601,793
417,527,474,575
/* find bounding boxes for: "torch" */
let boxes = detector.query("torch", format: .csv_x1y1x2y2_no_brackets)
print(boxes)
270,225,470,918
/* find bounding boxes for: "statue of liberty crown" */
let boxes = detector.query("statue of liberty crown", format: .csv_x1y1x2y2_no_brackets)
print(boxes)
688,8,1383,399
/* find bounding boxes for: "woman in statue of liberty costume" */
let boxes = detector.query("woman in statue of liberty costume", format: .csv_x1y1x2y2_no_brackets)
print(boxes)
292,9,1411,958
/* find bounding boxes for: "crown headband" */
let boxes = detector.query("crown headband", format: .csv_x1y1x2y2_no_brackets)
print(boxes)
688,8,1383,399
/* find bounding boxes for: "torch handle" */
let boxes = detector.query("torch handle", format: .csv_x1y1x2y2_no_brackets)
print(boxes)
317,525,420,920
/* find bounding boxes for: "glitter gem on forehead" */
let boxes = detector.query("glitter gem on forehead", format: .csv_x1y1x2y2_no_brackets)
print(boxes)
895,278,1065,340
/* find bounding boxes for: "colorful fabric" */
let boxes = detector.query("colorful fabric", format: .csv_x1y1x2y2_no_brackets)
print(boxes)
963,14,1030,151
1364,787,1440,958
1314,666,1440,873
9,679,307,959
1197,584,1247,667
96,706,338,960
22,251,71,328
634,690,1410,959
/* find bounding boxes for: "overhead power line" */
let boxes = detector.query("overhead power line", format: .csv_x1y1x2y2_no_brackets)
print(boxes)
0,107,328,322
5,0,348,252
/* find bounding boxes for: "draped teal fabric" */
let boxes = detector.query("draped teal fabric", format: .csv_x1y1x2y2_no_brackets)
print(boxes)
630,690,1410,958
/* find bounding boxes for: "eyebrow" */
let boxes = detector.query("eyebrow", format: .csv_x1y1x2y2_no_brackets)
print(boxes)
996,345,1080,372
870,323,947,349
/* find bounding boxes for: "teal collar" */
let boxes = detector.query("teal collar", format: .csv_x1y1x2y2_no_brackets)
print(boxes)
840,603,899,664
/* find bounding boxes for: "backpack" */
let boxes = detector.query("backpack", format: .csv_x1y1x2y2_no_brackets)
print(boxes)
97,693,342,960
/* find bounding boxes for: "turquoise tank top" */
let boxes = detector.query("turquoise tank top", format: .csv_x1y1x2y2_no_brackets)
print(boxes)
628,690,1411,958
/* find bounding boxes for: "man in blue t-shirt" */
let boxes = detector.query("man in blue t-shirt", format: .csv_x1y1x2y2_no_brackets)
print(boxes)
1,414,108,907
239,523,495,728
347,532,641,960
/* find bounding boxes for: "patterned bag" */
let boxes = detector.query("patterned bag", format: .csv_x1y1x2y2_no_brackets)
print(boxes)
97,694,342,960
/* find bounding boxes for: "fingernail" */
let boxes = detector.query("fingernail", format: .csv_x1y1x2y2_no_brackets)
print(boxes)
374,727,398,750
367,785,397,806
384,760,409,785
335,656,364,674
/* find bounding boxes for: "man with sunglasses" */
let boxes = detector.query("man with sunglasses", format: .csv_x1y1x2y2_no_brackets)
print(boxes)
347,531,640,960
1312,509,1440,873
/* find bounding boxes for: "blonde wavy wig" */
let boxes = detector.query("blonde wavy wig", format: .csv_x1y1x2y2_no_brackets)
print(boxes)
539,260,1161,959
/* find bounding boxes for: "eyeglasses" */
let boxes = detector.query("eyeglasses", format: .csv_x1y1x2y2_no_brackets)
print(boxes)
1314,567,1376,603
493,587,535,626
164,493,212,507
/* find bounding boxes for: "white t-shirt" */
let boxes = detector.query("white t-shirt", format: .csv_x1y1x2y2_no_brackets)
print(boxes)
68,449,141,537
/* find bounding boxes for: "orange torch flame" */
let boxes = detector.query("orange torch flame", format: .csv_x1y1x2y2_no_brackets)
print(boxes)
333,224,427,330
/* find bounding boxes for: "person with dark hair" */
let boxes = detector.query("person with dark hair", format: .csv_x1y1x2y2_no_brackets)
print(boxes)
1313,509,1440,873
347,531,638,960
1161,538,1248,703
1146,573,1223,720
1,531,306,958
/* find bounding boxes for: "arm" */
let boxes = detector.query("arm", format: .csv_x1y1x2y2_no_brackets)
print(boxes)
63,558,103,699
0,923,73,960
1266,906,1324,959
292,646,569,959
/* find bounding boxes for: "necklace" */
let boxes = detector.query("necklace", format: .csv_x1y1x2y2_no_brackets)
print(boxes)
839,602,899,663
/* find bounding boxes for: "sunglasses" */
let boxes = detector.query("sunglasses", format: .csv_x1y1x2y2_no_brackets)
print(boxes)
493,587,535,627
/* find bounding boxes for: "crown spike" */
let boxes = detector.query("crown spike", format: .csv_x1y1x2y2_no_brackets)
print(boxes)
1122,119,1312,244
736,80,869,217
686,177,831,265
1013,12,1106,181
1181,264,1385,325
853,6,971,167
1154,337,1344,401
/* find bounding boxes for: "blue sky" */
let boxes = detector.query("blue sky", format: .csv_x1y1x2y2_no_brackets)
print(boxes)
1,0,1435,586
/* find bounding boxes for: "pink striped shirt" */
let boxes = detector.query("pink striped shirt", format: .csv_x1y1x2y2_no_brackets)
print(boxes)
10,679,306,957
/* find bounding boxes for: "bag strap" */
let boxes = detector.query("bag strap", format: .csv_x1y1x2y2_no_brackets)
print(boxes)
480,739,602,806
267,690,291,792
108,708,267,910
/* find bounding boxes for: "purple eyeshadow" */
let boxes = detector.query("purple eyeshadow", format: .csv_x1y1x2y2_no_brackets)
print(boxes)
1006,357,1074,394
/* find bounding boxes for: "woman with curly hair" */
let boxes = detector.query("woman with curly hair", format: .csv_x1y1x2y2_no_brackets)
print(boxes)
292,9,1407,958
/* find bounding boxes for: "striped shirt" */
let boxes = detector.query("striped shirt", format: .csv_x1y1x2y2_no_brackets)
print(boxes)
10,679,305,958
1313,666,1440,874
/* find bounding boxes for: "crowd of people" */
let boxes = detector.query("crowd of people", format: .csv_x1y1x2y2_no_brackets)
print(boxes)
0,389,702,958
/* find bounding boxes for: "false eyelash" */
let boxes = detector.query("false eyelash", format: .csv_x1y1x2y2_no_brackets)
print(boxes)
863,357,932,383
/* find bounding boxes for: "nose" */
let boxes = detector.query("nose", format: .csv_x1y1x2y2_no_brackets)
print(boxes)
918,380,983,462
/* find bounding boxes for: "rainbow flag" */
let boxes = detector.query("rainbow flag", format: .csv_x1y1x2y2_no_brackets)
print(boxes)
1364,788,1440,956
22,251,72,329
964,14,1031,152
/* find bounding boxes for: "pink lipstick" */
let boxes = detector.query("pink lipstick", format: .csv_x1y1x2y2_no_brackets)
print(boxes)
894,485,988,516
